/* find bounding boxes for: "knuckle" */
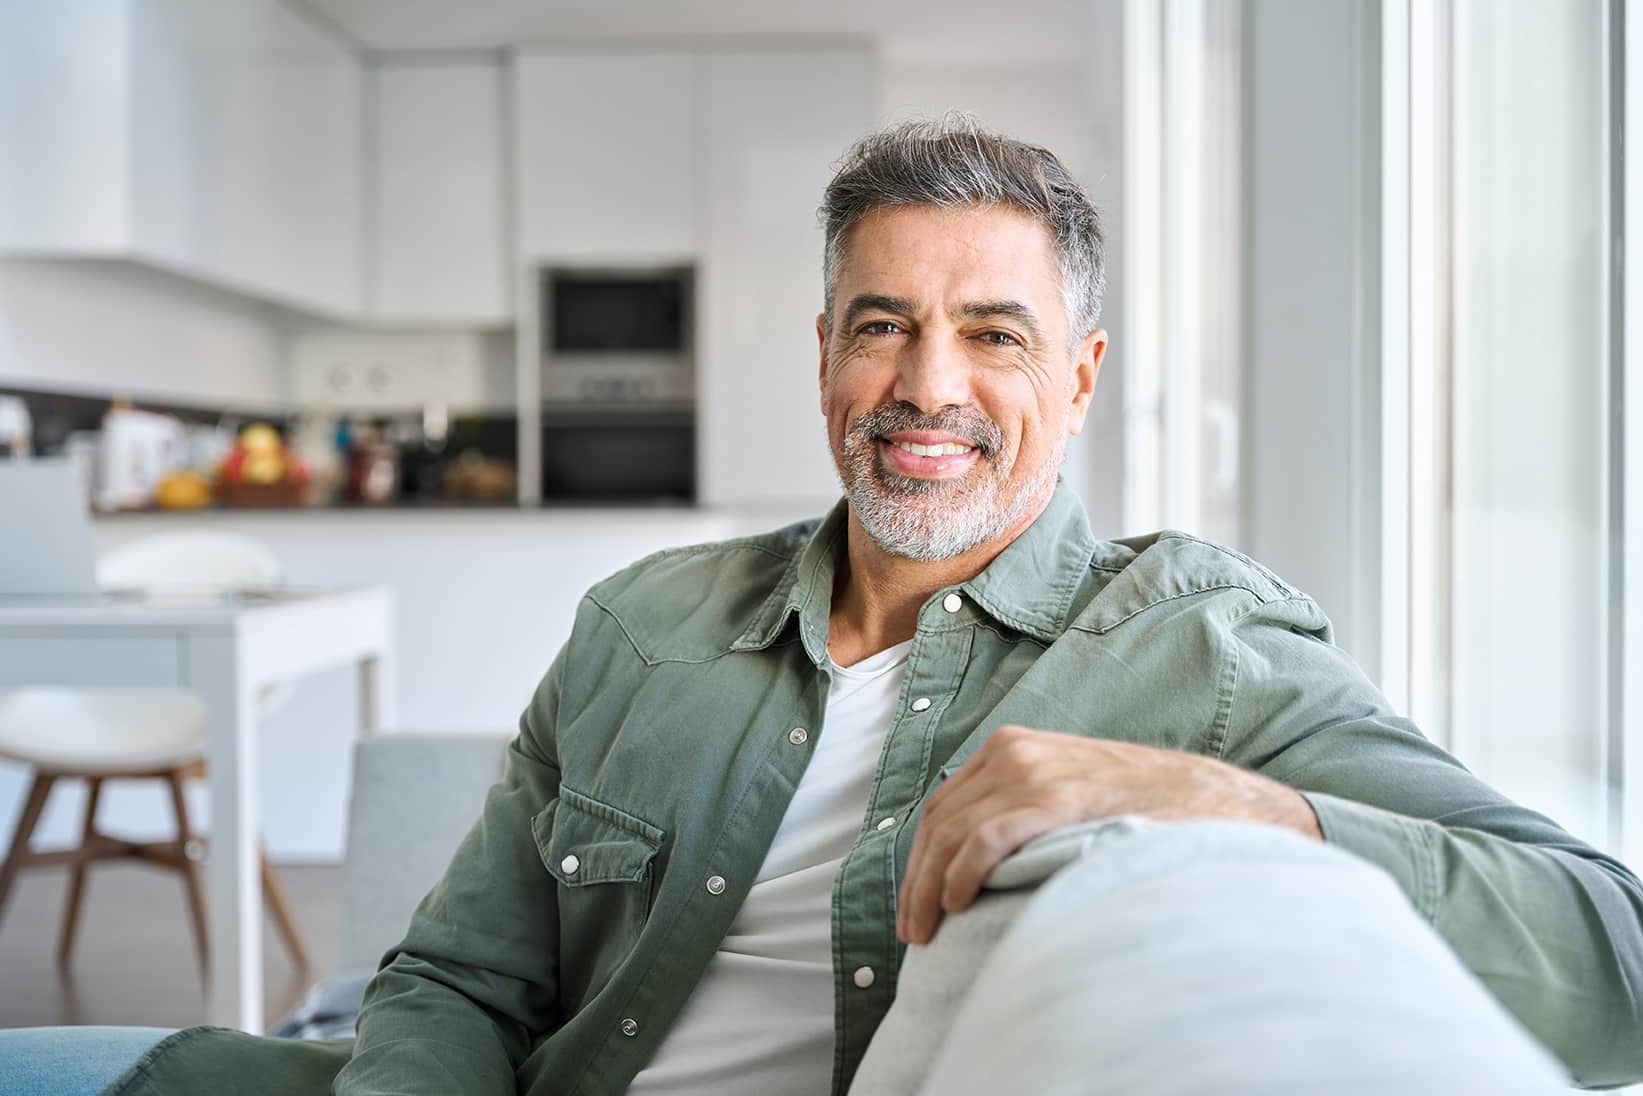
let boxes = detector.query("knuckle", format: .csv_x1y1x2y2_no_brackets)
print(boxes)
972,817,1016,855
1044,786,1083,817
1000,737,1038,769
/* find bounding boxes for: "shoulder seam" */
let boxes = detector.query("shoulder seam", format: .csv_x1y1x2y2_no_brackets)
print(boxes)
1153,531,1296,598
584,590,657,666
584,589,752,667
1067,582,1264,636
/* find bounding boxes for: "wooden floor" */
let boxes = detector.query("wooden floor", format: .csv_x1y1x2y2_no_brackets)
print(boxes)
0,861,340,1030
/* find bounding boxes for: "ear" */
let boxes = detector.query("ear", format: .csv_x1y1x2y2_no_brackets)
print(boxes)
1064,328,1106,437
816,312,830,414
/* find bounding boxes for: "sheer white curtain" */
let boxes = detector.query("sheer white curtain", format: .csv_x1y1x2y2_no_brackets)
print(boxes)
1445,0,1611,848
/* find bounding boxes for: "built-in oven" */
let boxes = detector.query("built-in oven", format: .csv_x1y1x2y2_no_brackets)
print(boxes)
539,406,694,502
539,265,696,501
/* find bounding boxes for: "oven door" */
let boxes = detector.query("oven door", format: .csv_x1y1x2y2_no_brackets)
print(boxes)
540,407,695,503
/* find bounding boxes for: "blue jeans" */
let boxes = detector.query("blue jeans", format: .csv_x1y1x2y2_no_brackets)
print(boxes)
0,1026,173,1095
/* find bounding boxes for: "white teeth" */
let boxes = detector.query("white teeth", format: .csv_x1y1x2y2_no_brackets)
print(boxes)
891,440,974,457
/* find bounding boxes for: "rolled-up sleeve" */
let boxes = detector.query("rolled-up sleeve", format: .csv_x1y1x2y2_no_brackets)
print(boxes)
1216,593,1643,1088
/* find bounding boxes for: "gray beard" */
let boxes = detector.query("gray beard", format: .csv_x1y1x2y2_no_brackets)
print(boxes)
838,429,1066,563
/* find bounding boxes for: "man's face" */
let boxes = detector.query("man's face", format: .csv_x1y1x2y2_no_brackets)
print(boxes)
818,204,1105,561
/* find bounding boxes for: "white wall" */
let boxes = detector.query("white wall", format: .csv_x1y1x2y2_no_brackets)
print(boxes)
0,259,291,409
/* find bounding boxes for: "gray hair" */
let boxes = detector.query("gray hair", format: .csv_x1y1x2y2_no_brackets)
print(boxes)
819,114,1106,349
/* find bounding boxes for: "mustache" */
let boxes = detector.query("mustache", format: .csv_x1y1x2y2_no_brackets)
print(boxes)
848,402,1003,458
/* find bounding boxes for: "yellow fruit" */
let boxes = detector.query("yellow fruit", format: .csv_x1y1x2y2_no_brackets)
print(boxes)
240,423,284,454
154,471,212,510
243,452,286,484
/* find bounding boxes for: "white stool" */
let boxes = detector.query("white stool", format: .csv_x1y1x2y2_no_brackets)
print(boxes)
0,687,307,973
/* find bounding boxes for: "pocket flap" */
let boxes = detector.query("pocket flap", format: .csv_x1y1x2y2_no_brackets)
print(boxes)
535,786,664,887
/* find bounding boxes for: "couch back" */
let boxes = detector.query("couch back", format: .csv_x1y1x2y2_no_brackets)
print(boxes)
339,731,512,971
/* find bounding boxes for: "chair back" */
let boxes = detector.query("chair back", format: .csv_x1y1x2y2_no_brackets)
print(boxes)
97,530,282,594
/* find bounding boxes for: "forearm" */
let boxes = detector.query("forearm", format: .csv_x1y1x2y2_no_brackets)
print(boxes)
337,956,528,1096
1304,791,1643,1087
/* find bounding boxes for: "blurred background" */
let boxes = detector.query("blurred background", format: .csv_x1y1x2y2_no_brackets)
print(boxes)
0,0,1638,1058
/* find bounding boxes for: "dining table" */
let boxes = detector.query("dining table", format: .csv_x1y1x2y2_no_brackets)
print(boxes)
0,585,395,1032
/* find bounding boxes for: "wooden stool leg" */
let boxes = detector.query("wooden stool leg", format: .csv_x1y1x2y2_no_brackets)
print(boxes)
0,772,55,927
56,775,103,966
259,849,310,971
164,768,210,978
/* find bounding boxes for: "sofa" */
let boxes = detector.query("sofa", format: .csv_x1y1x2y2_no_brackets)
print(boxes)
270,731,511,1039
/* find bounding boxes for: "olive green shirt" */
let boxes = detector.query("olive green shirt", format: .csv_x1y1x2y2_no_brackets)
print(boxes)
108,484,1643,1095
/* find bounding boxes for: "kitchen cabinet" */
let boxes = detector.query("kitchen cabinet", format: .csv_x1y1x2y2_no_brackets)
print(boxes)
370,60,510,324
509,45,871,507
0,0,365,316
0,0,131,253
697,48,874,507
512,49,700,261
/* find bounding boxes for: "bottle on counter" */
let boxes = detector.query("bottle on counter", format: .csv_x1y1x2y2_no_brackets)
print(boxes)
0,395,32,458
289,414,345,507
346,420,399,505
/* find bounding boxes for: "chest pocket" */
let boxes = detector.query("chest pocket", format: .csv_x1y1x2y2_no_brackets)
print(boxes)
534,786,665,1009
538,786,664,885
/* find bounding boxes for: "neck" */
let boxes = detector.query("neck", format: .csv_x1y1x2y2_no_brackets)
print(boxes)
827,483,1056,667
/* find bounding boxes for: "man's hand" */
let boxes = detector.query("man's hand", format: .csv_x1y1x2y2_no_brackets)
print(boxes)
896,725,1322,946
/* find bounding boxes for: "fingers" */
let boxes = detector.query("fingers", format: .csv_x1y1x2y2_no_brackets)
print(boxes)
898,793,1066,947
938,806,1061,917
897,726,1097,946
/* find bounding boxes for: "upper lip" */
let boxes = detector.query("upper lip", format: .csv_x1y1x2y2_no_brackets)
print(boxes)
881,431,977,448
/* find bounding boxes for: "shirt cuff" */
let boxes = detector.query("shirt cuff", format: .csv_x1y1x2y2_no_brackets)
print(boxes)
1299,790,1441,920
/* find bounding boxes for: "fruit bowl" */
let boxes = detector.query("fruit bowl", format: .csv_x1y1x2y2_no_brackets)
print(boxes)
217,480,306,508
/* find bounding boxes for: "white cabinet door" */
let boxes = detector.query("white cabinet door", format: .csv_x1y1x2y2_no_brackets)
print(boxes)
0,0,134,253
698,49,874,507
370,60,509,324
128,0,365,315
513,50,699,261
0,0,364,315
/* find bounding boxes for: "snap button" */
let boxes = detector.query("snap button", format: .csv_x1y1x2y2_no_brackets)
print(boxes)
853,965,876,989
876,817,896,832
706,874,727,895
789,727,809,745
560,854,579,876
620,1017,639,1037
942,593,962,613
910,696,932,712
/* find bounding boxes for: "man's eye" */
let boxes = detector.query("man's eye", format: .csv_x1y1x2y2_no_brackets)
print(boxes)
979,330,1022,347
859,321,905,336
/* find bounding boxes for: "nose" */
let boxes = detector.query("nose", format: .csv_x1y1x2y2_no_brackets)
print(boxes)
891,328,974,414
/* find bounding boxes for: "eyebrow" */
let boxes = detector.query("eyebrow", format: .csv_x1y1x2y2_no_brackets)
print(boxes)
954,299,1045,344
841,293,918,331
841,294,1046,344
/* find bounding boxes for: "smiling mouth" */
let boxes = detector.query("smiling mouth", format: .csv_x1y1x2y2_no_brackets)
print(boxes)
886,439,976,457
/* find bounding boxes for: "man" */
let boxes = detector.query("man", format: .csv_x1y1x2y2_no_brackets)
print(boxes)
101,117,1641,1095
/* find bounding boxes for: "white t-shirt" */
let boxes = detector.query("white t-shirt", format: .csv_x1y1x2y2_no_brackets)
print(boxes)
626,639,913,1096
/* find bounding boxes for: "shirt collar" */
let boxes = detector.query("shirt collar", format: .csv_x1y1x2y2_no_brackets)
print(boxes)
732,479,1097,662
